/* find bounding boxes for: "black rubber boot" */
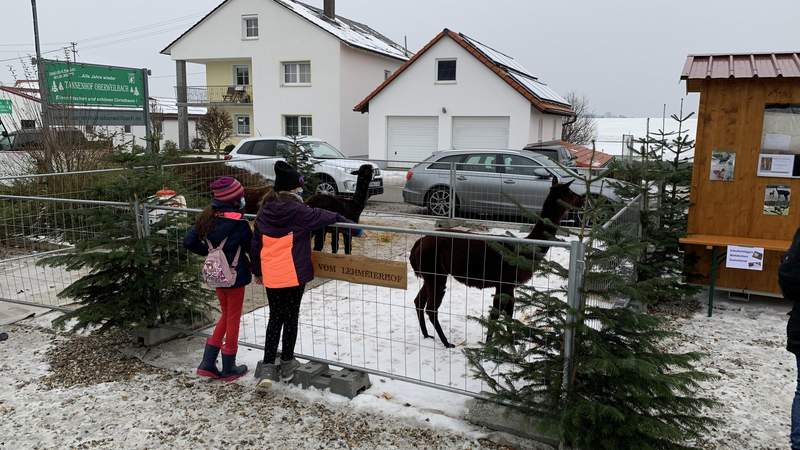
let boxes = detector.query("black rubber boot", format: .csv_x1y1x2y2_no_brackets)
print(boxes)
196,343,222,379
220,353,248,382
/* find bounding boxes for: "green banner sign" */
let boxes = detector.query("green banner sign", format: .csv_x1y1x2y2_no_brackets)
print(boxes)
43,60,145,109
0,99,11,114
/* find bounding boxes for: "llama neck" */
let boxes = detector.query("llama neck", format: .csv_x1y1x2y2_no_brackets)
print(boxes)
353,175,371,207
527,204,565,241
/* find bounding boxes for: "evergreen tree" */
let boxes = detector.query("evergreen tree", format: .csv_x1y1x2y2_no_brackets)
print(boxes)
465,114,717,448
38,161,213,332
277,135,319,197
609,107,700,307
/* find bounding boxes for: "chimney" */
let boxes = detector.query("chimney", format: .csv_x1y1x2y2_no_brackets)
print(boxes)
324,0,335,19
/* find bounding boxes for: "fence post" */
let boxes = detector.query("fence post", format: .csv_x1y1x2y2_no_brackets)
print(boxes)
562,239,585,398
448,161,456,219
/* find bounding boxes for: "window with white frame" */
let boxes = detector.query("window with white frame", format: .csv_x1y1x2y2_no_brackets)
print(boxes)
282,62,311,85
242,15,258,39
235,115,251,136
436,59,457,82
233,65,250,86
284,115,312,137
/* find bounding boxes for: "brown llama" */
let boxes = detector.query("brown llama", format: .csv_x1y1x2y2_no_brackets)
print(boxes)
305,164,374,254
408,177,584,348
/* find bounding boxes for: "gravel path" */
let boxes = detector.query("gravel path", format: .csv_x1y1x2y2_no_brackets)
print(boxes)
0,324,515,449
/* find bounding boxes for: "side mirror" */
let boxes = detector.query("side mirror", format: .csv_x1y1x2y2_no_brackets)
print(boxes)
533,168,551,179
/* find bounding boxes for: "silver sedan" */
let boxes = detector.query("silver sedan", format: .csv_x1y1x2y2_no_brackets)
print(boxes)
402,149,621,218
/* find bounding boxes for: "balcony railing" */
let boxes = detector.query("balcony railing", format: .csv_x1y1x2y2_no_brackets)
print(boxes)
176,85,253,106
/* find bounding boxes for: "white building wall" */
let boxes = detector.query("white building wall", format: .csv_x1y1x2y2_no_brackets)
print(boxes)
366,37,533,161
528,107,564,144
339,46,403,157
167,0,345,150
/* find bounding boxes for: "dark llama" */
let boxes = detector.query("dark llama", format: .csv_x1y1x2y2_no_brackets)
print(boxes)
408,177,584,348
305,164,374,254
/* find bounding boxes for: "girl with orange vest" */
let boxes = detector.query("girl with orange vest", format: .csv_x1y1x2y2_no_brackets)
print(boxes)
251,161,351,381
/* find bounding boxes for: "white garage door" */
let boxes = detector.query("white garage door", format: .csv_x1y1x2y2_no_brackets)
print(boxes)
387,116,439,164
452,116,510,149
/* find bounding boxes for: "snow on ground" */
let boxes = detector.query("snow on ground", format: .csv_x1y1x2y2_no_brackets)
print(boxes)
0,251,83,307
675,297,793,450
0,324,520,450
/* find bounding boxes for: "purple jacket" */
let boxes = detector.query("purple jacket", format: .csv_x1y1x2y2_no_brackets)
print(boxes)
251,194,348,287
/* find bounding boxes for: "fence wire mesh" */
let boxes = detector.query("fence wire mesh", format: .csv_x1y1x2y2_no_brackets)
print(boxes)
0,166,640,398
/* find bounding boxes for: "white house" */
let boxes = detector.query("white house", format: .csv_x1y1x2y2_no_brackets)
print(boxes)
161,0,408,156
0,81,205,149
354,29,574,165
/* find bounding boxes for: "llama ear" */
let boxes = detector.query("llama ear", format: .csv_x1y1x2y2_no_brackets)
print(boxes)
551,176,558,187
565,179,574,187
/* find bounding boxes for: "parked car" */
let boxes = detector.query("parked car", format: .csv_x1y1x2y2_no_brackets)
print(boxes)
523,141,577,167
225,136,383,196
0,128,87,151
402,149,622,218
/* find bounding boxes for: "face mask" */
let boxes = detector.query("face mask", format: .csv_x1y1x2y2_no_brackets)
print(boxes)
239,197,246,210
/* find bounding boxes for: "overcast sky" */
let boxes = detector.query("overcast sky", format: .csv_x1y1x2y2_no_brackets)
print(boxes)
2,0,797,117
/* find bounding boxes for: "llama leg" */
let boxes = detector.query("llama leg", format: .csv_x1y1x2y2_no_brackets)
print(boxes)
344,229,352,255
413,287,432,339
313,229,325,252
331,230,340,254
427,276,454,348
486,293,502,342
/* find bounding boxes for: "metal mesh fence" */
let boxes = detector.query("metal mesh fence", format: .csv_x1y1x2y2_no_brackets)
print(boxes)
0,170,642,398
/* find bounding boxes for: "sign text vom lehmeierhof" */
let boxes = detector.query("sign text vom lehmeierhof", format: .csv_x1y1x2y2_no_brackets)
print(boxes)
43,60,145,109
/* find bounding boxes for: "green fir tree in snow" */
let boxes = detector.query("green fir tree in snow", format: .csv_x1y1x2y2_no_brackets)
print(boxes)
465,127,717,448
39,161,212,332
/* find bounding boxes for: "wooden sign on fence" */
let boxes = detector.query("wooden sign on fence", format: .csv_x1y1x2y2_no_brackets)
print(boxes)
311,252,407,289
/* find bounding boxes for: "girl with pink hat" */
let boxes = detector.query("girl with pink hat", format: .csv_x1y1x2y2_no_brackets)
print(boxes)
184,176,252,381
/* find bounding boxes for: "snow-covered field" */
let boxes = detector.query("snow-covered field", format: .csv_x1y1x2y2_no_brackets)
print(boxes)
594,117,698,157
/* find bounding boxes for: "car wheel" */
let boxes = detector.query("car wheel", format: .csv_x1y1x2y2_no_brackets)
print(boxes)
316,177,338,196
426,187,454,217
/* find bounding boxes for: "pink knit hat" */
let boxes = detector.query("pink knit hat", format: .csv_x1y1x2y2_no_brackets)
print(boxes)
209,177,244,203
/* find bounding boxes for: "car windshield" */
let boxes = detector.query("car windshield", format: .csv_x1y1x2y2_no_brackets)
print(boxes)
300,141,345,159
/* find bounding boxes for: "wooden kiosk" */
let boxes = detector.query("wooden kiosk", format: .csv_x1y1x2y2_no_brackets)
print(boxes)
679,52,800,315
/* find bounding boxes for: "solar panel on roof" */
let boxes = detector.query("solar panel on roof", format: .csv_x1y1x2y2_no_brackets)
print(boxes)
510,73,570,106
460,34,536,79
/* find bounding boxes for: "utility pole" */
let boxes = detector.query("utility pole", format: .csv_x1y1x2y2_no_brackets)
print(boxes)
31,0,52,171
69,42,78,63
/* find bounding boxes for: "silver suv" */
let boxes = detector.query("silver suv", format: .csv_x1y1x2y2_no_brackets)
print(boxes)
225,136,383,196
402,149,620,217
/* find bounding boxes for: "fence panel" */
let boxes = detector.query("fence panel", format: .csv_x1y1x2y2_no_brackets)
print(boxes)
0,189,641,398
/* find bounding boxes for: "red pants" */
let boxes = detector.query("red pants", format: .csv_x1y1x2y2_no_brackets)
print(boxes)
207,286,245,355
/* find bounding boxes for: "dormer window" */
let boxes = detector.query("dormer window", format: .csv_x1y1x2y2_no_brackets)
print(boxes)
242,15,258,39
436,59,456,82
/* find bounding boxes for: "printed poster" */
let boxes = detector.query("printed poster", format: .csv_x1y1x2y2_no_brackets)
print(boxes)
758,104,800,178
709,151,735,181
725,245,764,271
764,185,791,216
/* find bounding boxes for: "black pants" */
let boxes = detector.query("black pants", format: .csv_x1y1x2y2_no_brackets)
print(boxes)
263,284,305,363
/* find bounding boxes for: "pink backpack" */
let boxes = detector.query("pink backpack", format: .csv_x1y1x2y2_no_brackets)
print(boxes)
202,237,241,288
